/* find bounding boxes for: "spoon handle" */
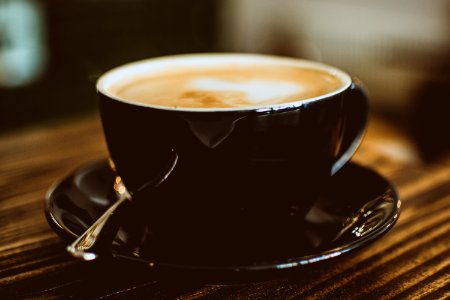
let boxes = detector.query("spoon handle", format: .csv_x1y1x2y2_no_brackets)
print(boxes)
66,195,131,261
66,151,178,261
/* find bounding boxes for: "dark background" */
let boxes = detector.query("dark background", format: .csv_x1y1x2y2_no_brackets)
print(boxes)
0,0,217,130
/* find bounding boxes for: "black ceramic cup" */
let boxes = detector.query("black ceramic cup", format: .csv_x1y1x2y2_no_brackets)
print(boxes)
96,54,368,246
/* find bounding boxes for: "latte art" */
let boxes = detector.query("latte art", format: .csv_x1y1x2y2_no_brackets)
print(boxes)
188,78,303,103
110,64,343,109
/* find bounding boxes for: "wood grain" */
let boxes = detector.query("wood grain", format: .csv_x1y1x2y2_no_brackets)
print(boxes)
0,115,449,299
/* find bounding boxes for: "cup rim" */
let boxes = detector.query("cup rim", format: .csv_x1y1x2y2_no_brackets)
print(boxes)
96,53,352,113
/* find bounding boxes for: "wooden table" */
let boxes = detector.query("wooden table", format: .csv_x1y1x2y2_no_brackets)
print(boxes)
1,115,449,299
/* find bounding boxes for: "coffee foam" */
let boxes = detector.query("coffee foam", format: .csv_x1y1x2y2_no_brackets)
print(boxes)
110,65,343,109
189,78,303,103
102,56,349,110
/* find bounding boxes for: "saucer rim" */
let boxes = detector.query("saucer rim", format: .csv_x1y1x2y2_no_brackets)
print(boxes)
45,160,401,272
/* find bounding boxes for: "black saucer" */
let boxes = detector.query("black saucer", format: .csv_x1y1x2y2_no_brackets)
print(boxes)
45,160,400,272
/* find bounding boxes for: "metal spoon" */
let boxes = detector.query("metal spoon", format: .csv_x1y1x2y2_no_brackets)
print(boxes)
66,152,178,261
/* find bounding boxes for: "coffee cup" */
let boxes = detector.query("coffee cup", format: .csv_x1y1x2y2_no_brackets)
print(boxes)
96,53,368,248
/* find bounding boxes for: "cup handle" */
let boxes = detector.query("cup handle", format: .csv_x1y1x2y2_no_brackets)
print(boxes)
331,81,369,175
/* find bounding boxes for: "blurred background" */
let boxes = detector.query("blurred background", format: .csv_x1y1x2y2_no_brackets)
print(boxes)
1,0,449,163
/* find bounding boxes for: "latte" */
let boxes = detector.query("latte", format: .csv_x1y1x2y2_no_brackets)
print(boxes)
109,64,343,109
